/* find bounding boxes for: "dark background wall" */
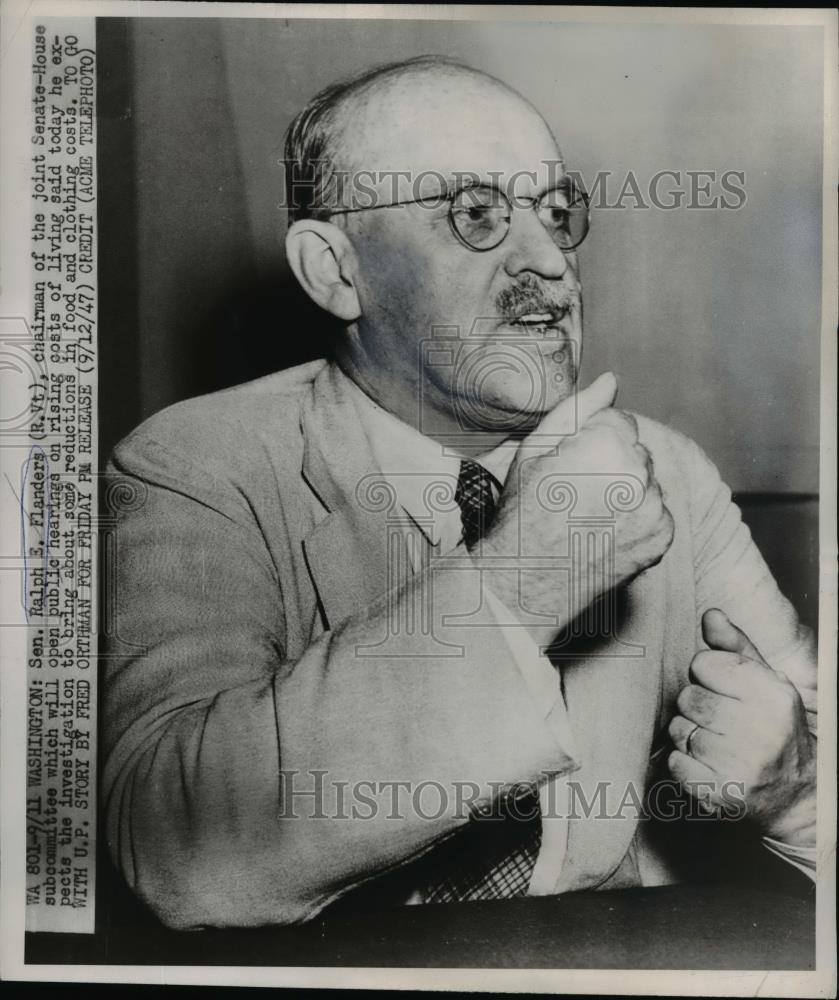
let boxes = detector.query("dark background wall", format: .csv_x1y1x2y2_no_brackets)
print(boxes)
96,16,822,628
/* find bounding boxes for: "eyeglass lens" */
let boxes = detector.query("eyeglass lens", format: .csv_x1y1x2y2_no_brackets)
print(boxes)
450,183,589,251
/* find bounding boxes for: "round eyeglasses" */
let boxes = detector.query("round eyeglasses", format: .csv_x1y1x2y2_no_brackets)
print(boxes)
322,179,590,253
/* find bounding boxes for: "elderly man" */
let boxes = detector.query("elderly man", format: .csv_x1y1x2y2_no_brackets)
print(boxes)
104,56,817,930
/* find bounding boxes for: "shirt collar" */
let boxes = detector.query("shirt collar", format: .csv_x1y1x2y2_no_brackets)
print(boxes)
340,369,518,547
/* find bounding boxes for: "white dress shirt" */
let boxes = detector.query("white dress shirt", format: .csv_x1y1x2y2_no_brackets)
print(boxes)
344,373,816,892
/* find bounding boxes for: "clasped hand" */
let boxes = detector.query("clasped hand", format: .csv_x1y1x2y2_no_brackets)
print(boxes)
668,608,816,845
481,371,674,639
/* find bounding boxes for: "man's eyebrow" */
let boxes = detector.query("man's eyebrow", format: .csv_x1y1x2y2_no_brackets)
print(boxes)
538,174,579,197
441,173,577,201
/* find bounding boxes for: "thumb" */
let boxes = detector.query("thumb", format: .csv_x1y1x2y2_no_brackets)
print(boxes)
530,371,618,442
701,607,766,664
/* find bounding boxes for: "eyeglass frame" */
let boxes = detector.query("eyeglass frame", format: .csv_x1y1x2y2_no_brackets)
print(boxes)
319,177,591,253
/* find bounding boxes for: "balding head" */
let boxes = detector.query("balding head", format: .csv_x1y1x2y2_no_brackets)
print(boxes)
284,56,560,222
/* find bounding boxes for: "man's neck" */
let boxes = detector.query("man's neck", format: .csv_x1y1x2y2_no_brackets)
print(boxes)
333,356,527,454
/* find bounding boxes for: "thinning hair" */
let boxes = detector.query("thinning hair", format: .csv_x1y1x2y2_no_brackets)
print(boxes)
282,55,520,225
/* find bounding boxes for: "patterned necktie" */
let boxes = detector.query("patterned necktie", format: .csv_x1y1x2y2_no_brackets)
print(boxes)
454,459,500,550
420,460,542,902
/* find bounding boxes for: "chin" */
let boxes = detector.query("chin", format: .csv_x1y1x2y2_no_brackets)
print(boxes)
464,365,575,424
454,384,555,435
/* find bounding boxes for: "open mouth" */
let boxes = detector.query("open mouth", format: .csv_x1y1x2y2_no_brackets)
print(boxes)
507,307,568,332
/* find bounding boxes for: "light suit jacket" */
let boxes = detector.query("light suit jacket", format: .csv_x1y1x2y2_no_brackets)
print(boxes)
103,359,817,929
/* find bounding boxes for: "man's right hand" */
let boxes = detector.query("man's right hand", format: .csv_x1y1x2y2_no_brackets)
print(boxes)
481,372,675,643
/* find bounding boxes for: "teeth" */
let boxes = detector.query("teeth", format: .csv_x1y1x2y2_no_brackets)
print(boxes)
515,313,555,324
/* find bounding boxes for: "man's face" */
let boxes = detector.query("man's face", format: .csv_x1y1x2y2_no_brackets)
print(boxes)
340,74,583,438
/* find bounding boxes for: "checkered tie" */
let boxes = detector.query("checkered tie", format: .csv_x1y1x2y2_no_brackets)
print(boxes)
454,459,500,550
420,460,542,902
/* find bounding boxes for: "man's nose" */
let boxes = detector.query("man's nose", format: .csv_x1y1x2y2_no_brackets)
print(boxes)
502,206,576,280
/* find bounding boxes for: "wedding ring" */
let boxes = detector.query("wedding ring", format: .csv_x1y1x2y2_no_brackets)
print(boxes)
685,723,701,757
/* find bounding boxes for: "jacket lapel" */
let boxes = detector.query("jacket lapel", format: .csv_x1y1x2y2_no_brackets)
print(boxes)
299,362,400,630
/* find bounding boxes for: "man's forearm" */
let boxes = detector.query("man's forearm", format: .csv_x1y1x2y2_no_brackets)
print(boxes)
105,554,569,930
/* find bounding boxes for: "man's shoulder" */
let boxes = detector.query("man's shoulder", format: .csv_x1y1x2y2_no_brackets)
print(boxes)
107,360,332,500
111,359,327,468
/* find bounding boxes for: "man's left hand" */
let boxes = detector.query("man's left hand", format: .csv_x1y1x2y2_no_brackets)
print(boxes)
668,608,816,846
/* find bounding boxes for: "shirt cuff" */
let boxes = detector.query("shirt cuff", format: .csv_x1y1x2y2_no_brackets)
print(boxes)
762,835,817,882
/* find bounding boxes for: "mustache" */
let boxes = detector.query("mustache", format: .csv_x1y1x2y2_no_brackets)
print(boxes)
495,275,580,321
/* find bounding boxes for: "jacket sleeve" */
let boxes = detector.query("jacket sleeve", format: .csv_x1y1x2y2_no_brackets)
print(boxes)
103,430,569,930
683,434,817,731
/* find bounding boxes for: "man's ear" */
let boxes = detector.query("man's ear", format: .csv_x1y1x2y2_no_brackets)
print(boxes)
285,219,361,322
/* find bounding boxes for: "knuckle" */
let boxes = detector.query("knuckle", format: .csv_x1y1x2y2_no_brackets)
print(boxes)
585,423,616,454
645,548,667,569
583,411,615,434
590,409,638,447
648,477,665,507
622,411,639,437
637,482,655,508
644,502,673,553
667,749,685,776
692,649,713,671
642,471,661,499
676,686,692,711
657,508,675,547
690,649,720,682
633,443,652,474
613,409,639,439
645,491,663,522
638,471,654,496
